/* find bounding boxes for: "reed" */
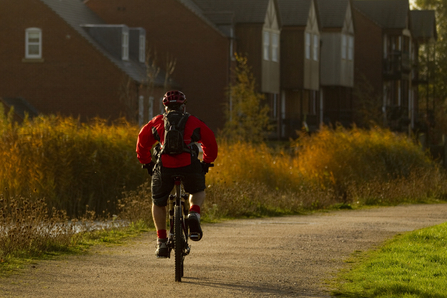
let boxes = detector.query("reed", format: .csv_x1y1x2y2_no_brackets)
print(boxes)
0,111,146,218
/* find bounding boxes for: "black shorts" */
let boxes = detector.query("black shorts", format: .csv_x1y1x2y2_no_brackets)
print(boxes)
151,158,206,207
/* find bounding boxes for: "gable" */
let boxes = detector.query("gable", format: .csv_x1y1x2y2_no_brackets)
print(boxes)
342,1,354,34
264,0,280,30
306,0,319,33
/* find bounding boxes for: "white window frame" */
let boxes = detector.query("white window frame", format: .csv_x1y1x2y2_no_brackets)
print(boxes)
313,34,319,61
263,31,270,61
305,32,311,60
25,28,42,59
122,31,129,61
271,32,279,62
139,35,145,63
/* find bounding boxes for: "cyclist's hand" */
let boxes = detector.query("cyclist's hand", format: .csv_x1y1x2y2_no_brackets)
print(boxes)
142,161,156,176
201,162,214,174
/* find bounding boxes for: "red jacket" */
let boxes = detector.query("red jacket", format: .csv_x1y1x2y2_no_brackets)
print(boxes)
136,113,218,168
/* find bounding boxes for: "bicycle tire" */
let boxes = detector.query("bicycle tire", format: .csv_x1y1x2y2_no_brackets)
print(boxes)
174,205,183,282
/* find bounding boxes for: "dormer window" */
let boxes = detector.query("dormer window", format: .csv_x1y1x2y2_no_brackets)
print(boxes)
139,34,145,63
305,32,311,59
263,31,270,60
122,31,129,61
271,33,279,62
25,28,42,59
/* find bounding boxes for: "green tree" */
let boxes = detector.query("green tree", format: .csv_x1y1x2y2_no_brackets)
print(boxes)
221,54,272,142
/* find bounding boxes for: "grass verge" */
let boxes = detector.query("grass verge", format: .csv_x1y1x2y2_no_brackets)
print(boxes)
0,220,150,277
332,221,447,297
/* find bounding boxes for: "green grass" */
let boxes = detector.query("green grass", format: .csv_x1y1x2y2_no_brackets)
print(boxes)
333,222,447,297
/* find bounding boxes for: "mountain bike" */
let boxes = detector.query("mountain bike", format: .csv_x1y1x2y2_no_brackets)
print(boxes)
166,175,190,282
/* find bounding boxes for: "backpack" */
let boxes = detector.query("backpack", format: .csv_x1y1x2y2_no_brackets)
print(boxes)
161,111,191,155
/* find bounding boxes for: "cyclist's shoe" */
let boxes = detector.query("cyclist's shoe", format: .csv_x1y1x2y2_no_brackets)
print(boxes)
155,238,169,258
188,212,202,241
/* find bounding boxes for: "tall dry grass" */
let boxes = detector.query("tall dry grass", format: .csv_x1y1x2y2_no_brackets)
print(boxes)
1,110,446,259
0,110,146,217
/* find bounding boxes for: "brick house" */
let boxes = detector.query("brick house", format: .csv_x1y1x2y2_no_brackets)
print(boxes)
410,10,437,133
278,0,320,137
85,0,231,131
1,0,437,137
352,0,437,132
189,0,282,136
317,0,355,128
0,0,165,125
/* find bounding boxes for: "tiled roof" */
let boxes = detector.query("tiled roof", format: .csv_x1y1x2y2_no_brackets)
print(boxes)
411,10,437,41
0,97,39,119
39,0,164,85
353,0,409,29
190,0,271,24
317,0,350,28
277,0,312,27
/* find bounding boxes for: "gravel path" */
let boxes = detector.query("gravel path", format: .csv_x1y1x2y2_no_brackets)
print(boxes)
1,204,447,298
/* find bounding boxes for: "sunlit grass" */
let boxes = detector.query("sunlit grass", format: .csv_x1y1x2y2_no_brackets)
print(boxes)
333,222,447,297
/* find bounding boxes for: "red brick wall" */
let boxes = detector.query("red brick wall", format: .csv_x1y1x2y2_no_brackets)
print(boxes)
353,8,384,100
86,0,231,131
0,0,138,122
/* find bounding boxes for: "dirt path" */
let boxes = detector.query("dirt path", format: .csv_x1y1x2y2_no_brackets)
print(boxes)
1,204,447,298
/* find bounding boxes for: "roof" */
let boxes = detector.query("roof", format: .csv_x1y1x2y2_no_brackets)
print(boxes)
277,0,313,27
39,0,164,85
0,97,39,119
353,0,409,29
191,0,272,24
317,0,350,29
177,0,230,35
410,10,437,41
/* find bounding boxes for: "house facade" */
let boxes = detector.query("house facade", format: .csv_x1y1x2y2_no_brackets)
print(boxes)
278,0,320,138
1,0,436,137
0,0,166,124
189,0,282,135
317,0,355,127
85,0,231,131
353,0,426,132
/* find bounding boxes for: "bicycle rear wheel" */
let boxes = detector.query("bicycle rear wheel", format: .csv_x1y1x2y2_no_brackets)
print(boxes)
174,205,184,282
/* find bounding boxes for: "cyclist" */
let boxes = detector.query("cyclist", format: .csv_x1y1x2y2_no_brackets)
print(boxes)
136,90,218,258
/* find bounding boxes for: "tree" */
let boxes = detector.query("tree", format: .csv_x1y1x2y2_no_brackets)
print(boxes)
414,0,447,137
221,54,272,143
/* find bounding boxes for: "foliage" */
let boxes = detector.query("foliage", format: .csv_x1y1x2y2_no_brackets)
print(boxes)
221,54,273,143
414,0,447,137
333,222,447,297
0,113,146,217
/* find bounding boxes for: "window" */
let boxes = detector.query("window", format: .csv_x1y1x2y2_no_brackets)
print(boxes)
341,34,347,59
305,32,311,60
348,36,354,60
139,35,145,63
122,32,129,61
25,28,42,59
313,34,319,61
271,33,279,62
263,31,270,60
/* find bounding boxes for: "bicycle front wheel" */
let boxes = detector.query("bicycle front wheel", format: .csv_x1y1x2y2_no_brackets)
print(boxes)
174,205,184,282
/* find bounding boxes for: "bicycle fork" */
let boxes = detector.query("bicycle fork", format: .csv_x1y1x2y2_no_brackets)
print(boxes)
167,182,191,257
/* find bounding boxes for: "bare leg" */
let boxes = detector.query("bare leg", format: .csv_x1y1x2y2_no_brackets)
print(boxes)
189,190,205,208
152,203,167,231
